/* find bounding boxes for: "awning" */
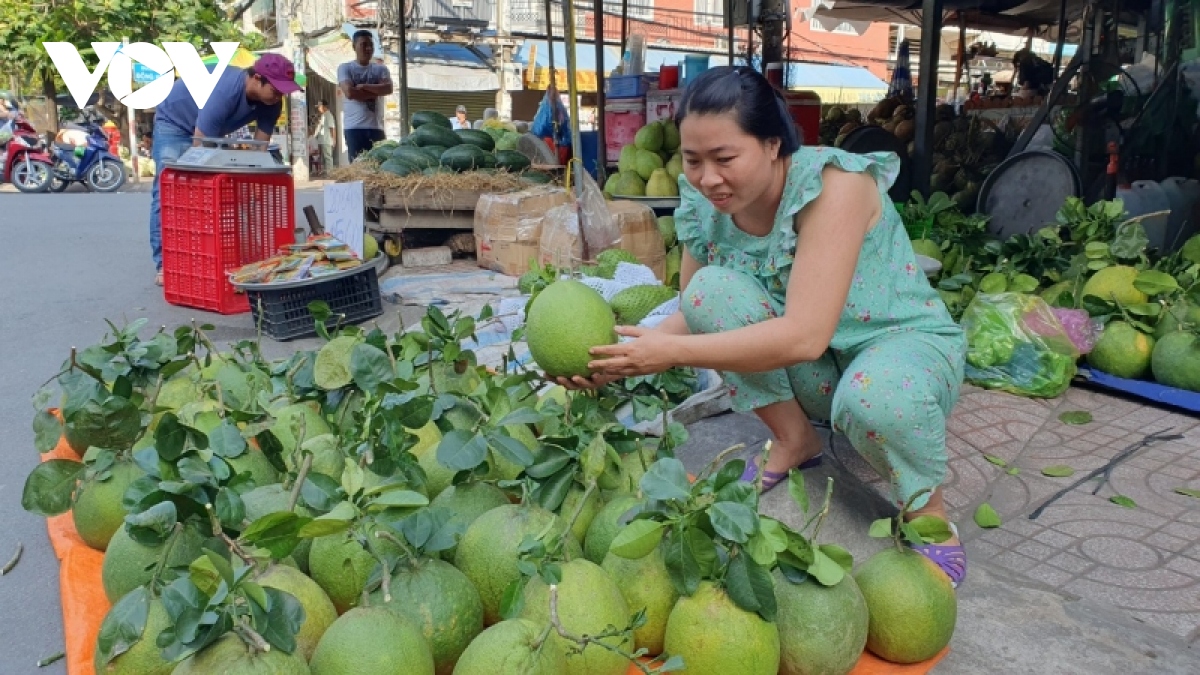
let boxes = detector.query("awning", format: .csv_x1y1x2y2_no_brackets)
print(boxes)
516,40,623,93
306,38,503,91
783,63,889,104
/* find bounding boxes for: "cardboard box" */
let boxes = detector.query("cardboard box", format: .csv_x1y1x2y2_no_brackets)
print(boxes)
474,186,571,276
539,199,666,279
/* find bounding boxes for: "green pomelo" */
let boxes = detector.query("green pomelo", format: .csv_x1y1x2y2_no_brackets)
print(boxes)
226,448,281,489
102,524,206,603
525,280,617,378
256,564,338,661
364,234,379,261
1087,321,1155,380
430,361,484,396
617,145,639,174
601,545,678,655
1040,280,1075,308
661,120,681,153
369,558,484,675
241,484,313,573
663,581,780,675
645,168,679,198
270,402,332,454
314,335,361,390
454,504,581,625
1151,330,1200,392
74,461,144,551
1154,298,1200,340
633,150,665,181
214,363,272,410
774,569,869,675
611,171,646,197
155,376,204,412
451,619,567,675
558,486,602,546
430,481,510,561
1081,265,1149,307
666,154,684,181
634,122,664,153
656,216,677,248
285,433,345,483
517,558,631,675
310,606,433,675
584,495,642,564
854,547,957,664
94,593,173,674
309,526,403,614
171,633,310,674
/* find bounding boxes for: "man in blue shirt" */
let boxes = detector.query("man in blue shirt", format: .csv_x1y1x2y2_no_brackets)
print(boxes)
149,53,299,285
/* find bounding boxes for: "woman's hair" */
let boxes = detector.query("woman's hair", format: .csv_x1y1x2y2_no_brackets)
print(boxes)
674,66,800,156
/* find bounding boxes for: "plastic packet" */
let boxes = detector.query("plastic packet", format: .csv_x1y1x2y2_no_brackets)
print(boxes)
573,162,622,257
961,292,1080,398
1050,307,1103,354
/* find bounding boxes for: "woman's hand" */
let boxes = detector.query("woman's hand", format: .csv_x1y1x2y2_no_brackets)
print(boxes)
547,372,621,391
586,326,679,378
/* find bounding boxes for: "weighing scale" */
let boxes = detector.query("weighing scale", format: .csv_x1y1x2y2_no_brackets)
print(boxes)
162,138,290,174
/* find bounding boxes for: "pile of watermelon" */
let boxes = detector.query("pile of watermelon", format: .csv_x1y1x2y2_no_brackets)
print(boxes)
362,111,550,182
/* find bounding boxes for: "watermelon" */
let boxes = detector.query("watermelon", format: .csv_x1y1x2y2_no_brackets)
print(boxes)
440,145,492,172
391,147,437,169
455,129,496,152
521,171,553,184
494,150,531,172
412,124,462,149
420,146,448,162
412,111,452,129
380,159,419,176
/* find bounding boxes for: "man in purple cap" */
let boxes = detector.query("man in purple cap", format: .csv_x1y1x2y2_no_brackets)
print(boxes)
147,53,300,285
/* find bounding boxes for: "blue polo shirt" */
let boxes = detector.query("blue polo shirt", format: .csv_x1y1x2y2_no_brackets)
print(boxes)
154,66,282,138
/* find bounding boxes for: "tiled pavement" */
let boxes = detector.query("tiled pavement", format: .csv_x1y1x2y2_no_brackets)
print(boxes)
683,382,1200,647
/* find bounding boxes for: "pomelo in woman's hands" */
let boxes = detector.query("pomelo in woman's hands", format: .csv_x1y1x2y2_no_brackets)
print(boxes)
525,280,617,378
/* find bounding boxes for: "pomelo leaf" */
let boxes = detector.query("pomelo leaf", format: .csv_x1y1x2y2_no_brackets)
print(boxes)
787,470,809,514
715,479,757,509
868,518,893,538
609,519,664,559
300,473,342,512
94,585,150,666
21,459,83,517
531,465,574,513
1134,270,1181,297
525,446,572,479
659,655,686,672
125,501,178,546
215,488,244,532
983,454,1008,467
340,458,365,498
155,413,188,461
726,552,777,621
1110,495,1137,508
909,515,953,543
1007,466,1021,476
207,420,246,458
350,342,394,392
33,410,62,454
640,457,692,503
663,527,714,596
819,544,854,572
188,555,224,598
1042,465,1076,478
1058,411,1093,425
974,502,1002,528
499,578,525,620
241,512,308,557
254,587,304,655
496,408,542,427
708,501,757,544
806,547,846,587
712,458,745,491
580,435,608,482
437,430,488,472
1174,488,1200,499
368,489,429,509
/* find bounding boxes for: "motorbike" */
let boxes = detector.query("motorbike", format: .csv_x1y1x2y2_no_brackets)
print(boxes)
0,113,53,193
48,113,126,193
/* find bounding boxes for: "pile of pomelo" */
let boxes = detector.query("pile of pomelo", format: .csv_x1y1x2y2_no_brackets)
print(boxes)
26,296,957,675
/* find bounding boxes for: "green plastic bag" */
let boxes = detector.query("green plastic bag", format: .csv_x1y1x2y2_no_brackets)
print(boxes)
961,292,1080,398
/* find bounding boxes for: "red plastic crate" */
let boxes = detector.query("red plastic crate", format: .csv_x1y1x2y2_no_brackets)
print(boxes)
160,168,295,314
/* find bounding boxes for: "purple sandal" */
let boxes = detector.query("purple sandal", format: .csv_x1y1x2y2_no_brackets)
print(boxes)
739,453,825,491
910,522,967,589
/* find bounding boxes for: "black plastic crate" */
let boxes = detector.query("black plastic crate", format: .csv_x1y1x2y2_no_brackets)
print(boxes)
245,265,384,340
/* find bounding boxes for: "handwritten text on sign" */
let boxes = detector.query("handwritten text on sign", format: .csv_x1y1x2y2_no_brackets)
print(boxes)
323,181,365,260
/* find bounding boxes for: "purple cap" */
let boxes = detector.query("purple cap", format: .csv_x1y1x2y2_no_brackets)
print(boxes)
255,53,302,95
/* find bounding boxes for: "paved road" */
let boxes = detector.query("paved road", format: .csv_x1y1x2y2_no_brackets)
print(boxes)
0,188,323,673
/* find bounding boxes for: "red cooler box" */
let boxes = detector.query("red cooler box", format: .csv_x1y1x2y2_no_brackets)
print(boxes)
605,99,647,162
784,91,822,146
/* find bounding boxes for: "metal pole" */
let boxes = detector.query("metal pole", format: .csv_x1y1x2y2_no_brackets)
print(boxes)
727,1,735,64
562,0,583,161
761,0,786,68
912,0,943,196
621,0,629,55
594,0,608,180
545,0,557,86
397,0,410,137
123,36,139,183
1051,0,1068,75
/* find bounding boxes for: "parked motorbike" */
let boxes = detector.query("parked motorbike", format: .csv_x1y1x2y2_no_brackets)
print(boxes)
0,113,53,193
48,113,126,193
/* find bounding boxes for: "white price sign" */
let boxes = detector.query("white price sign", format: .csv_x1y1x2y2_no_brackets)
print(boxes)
323,181,365,259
